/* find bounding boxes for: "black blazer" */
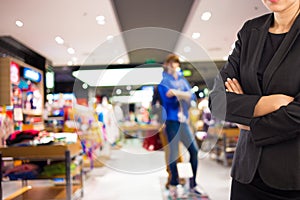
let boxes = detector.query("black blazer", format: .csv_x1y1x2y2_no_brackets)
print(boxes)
209,13,300,190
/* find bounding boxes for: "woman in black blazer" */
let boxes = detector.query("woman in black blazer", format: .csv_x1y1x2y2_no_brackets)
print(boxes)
209,0,300,199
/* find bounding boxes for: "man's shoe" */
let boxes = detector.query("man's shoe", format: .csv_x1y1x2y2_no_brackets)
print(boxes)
189,185,203,196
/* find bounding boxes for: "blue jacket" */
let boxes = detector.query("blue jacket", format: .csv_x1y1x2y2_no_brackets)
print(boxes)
158,71,194,122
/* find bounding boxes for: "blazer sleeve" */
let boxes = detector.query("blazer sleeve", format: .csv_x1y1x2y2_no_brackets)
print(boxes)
209,21,261,125
250,92,300,146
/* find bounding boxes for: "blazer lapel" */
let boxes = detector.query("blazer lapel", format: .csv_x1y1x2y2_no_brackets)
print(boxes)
262,14,300,92
247,15,272,95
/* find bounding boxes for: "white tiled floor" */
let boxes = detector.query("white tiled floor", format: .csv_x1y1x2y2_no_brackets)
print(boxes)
82,139,232,200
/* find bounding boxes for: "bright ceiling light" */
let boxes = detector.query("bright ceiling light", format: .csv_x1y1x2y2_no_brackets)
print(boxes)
72,67,163,87
67,47,75,54
117,58,124,64
192,32,201,39
96,15,106,25
96,15,105,21
106,35,114,41
223,56,228,61
201,11,212,21
15,20,23,27
67,61,73,66
55,36,64,44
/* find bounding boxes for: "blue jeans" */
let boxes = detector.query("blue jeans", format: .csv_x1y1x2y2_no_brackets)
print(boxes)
165,120,199,188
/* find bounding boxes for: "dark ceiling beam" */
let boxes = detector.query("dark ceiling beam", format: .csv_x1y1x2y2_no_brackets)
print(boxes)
111,0,195,64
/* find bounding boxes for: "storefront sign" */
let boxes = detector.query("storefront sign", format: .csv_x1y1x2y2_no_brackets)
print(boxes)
23,67,41,82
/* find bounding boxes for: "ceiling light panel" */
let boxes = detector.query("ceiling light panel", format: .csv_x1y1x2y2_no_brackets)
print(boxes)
73,67,163,87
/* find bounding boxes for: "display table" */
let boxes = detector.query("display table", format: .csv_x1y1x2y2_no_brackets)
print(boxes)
0,142,83,200
119,124,161,132
119,124,161,139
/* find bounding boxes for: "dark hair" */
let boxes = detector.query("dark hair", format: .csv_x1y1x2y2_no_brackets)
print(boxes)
165,54,180,64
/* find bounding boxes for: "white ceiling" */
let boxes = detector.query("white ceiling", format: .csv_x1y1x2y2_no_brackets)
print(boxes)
0,0,269,66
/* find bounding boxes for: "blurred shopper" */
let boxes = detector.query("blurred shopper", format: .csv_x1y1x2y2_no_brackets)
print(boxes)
209,0,300,199
151,66,185,189
158,54,200,197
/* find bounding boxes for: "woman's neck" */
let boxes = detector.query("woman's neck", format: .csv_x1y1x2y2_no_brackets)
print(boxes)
270,3,300,33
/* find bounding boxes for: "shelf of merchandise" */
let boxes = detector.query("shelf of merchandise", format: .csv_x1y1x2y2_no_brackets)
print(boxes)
0,57,45,131
0,142,84,200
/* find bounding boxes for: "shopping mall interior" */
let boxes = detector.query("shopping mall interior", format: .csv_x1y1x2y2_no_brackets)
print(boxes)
0,0,270,200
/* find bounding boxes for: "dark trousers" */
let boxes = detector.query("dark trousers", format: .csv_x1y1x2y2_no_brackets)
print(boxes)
165,120,199,188
231,171,300,200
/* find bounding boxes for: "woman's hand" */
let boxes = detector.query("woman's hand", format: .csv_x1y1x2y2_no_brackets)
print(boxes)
225,78,250,130
225,78,243,94
235,124,250,131
225,78,294,118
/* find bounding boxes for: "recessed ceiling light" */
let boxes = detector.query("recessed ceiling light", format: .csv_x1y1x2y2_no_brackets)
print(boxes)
67,61,73,66
67,47,75,54
96,15,106,25
117,58,124,64
192,32,201,39
96,15,105,21
55,36,64,44
15,20,23,27
106,35,114,41
201,11,212,21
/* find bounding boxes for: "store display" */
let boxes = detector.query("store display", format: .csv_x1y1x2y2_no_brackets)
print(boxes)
0,107,14,147
0,140,83,200
0,57,44,131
